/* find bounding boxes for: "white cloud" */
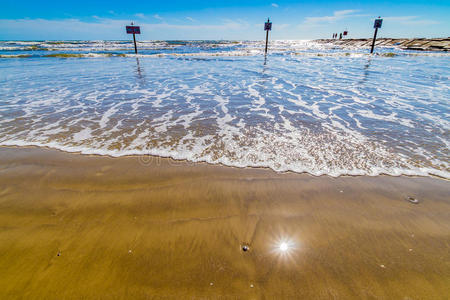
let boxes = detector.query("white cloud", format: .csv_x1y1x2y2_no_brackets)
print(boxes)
0,18,121,40
186,17,196,22
271,3,279,8
135,13,145,19
0,14,444,40
383,16,439,25
303,10,360,24
154,14,163,20
0,17,251,40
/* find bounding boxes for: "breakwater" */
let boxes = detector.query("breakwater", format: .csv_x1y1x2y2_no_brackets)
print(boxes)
315,38,450,52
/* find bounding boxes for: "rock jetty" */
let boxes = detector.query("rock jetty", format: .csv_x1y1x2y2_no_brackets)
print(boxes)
314,38,450,52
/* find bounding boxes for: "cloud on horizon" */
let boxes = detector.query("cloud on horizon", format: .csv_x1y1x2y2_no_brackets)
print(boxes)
303,10,362,24
0,11,446,40
0,17,255,40
383,16,439,25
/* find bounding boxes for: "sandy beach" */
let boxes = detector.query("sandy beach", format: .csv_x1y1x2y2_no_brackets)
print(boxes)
2,2,450,299
0,146,449,299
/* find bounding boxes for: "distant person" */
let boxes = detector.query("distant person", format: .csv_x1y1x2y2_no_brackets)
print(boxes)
339,33,342,40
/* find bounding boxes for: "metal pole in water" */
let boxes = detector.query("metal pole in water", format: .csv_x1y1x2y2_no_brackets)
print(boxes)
370,27,378,54
126,22,141,54
264,18,272,55
371,17,383,54
133,33,138,54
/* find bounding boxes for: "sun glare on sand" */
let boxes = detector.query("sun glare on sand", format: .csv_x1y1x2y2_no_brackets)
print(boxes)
279,242,289,252
271,238,297,257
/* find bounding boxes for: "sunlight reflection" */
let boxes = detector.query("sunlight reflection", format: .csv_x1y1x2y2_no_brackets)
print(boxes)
271,237,297,257
279,242,289,252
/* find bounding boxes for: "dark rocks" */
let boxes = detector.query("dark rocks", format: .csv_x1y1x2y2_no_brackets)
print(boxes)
314,38,450,52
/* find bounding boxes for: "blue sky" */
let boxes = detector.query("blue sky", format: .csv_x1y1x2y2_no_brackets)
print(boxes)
0,0,449,40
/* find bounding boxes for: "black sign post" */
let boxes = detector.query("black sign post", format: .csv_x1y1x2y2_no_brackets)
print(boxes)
370,17,383,54
126,23,141,54
264,18,272,55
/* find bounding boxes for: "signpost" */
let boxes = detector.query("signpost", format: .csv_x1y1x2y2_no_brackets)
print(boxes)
126,23,141,54
264,18,272,55
371,17,383,54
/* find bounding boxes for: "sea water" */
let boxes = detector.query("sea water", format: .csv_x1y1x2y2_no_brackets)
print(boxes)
0,40,449,178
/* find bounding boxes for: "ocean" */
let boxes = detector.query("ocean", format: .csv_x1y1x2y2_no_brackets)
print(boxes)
0,40,449,178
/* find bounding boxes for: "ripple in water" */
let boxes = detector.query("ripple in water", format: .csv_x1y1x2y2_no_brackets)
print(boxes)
0,42,448,178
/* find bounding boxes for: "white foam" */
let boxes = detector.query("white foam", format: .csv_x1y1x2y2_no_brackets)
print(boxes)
1,41,448,179
73,128,92,142
99,106,119,129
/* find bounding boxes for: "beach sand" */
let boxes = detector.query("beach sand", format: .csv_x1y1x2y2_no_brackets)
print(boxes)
0,146,449,299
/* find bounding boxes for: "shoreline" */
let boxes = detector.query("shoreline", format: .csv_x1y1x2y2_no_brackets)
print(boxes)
1,144,448,180
0,146,449,298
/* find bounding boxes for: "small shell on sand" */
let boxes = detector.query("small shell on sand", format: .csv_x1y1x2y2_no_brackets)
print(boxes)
406,196,419,204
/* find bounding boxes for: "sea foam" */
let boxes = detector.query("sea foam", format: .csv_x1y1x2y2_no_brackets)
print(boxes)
0,41,448,178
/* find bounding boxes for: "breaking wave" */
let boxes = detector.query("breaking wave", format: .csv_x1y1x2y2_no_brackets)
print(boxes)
0,40,449,178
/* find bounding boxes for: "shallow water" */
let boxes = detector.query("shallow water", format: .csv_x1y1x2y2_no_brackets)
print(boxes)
0,40,449,177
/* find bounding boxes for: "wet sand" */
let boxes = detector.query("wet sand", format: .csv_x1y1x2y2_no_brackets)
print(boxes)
0,146,449,299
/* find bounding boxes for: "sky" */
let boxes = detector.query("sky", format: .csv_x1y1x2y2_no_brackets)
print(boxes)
0,0,449,40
